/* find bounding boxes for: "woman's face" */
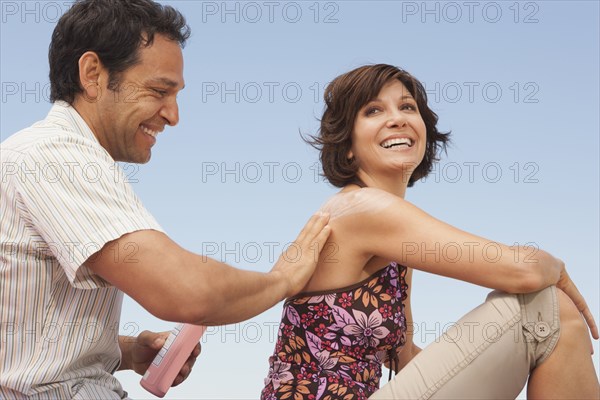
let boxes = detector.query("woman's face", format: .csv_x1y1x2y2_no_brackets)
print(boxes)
349,79,427,185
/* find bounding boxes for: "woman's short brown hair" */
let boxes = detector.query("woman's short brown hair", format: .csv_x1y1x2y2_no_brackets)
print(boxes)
307,64,450,188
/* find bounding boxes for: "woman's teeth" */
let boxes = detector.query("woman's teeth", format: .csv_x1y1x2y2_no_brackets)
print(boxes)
381,138,412,148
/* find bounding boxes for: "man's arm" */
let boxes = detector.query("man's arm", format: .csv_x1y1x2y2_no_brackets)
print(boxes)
86,213,330,325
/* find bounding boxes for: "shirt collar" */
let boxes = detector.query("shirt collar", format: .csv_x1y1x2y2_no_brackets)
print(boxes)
47,101,102,145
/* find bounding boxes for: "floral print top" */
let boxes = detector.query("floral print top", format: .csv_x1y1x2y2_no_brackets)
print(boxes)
261,262,408,400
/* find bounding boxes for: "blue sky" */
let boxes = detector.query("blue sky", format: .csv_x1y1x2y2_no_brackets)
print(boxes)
1,1,598,398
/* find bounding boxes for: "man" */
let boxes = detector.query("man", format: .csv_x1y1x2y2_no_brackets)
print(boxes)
0,0,330,398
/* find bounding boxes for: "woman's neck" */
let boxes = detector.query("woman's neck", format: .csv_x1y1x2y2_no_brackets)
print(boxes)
354,172,408,199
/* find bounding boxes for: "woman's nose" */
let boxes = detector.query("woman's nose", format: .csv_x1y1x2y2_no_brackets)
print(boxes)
386,110,407,129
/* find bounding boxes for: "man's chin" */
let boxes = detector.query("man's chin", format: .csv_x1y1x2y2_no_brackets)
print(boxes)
138,154,152,164
123,151,151,165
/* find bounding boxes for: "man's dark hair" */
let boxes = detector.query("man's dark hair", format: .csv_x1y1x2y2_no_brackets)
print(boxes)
49,0,191,103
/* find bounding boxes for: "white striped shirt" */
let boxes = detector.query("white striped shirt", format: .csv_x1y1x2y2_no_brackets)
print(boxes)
1,102,164,399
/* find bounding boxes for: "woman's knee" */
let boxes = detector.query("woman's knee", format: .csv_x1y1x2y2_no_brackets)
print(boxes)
556,288,583,322
555,288,591,348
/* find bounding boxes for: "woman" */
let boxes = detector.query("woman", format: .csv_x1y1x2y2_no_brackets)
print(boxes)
260,64,599,399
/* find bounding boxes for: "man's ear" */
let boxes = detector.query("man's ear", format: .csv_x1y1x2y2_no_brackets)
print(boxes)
78,51,104,101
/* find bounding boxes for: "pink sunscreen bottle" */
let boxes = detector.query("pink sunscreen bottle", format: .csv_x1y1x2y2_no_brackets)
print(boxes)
140,323,206,398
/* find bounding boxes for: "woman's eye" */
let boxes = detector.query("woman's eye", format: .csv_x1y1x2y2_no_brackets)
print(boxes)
402,103,417,111
365,107,380,116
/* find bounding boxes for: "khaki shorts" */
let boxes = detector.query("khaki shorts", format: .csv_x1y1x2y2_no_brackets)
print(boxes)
370,286,560,399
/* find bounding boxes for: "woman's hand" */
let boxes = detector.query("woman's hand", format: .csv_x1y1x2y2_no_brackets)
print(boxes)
556,260,598,340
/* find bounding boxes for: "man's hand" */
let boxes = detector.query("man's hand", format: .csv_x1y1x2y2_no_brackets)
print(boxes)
119,330,201,386
271,212,331,297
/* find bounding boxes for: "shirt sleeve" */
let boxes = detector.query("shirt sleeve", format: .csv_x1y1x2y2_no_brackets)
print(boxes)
12,135,164,289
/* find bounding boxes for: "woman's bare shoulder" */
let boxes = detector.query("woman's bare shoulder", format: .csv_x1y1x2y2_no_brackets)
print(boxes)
317,187,401,221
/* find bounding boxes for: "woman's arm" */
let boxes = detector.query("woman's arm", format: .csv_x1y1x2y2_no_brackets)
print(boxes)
330,188,596,338
343,188,560,294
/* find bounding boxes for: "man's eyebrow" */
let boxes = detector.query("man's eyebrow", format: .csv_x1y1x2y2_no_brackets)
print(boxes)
147,77,185,90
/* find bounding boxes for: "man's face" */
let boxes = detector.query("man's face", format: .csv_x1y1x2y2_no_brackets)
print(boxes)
94,34,184,163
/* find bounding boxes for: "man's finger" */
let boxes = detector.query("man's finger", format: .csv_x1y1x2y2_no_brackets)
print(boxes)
172,365,190,387
193,343,201,357
136,330,156,346
136,330,170,349
314,224,332,249
296,212,330,243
